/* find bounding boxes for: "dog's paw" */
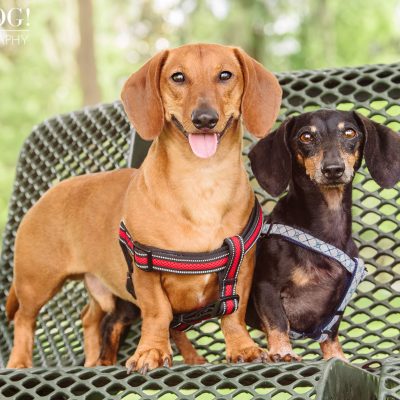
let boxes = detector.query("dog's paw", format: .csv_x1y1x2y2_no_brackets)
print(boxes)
323,353,347,363
96,358,116,367
126,348,172,374
335,355,348,363
227,346,268,363
269,350,301,363
6,361,32,369
96,350,118,367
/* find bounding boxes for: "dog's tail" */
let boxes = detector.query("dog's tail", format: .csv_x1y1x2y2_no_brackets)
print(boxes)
6,283,19,321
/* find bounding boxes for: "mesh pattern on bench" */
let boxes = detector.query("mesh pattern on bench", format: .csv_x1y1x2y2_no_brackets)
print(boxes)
0,362,325,400
0,63,399,398
0,360,381,400
378,358,400,400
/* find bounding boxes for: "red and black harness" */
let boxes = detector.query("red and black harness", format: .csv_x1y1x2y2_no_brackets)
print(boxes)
118,199,263,331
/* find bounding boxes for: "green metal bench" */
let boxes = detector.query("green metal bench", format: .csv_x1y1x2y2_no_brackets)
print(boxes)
0,62,399,399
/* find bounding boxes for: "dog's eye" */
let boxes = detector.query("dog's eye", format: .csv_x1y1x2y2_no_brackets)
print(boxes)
299,132,314,144
219,71,232,81
171,72,185,83
343,128,357,139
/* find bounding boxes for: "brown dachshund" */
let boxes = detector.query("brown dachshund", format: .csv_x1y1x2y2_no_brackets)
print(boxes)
6,44,282,372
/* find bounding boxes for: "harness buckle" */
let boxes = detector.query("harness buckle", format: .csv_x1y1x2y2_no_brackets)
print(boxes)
212,294,240,317
172,313,185,326
261,221,273,237
144,249,153,271
210,300,223,318
223,278,237,286
126,271,136,298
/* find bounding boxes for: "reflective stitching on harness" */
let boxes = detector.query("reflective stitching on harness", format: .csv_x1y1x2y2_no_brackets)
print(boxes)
219,236,243,316
262,222,367,342
135,265,227,274
119,199,263,331
134,252,230,263
222,238,235,316
262,223,357,274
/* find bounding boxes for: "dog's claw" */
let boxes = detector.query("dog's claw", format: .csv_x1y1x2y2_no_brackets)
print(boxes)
283,354,293,362
139,363,149,375
126,361,136,375
226,356,232,363
272,354,281,363
261,352,269,363
269,351,300,363
237,356,244,363
163,357,170,368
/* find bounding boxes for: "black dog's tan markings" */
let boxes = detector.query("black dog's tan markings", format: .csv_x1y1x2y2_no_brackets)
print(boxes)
98,298,141,366
246,109,400,361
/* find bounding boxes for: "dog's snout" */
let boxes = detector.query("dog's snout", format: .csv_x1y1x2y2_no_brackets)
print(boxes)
191,108,219,130
321,163,345,180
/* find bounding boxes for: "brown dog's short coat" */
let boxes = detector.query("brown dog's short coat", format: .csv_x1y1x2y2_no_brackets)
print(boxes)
6,44,282,371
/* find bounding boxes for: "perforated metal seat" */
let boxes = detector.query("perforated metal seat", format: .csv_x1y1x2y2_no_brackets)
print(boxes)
0,63,399,399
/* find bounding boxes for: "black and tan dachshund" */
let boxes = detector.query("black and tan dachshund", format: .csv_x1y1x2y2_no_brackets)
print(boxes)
246,109,400,362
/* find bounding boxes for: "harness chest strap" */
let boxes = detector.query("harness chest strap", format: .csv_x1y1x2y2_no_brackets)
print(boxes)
119,199,263,331
262,222,367,342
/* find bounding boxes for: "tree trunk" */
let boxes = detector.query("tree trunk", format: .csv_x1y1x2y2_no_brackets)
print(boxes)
314,0,336,66
76,0,101,105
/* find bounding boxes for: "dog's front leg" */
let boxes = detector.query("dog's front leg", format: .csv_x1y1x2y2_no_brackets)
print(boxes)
320,329,346,362
125,270,173,374
253,279,301,362
222,248,267,363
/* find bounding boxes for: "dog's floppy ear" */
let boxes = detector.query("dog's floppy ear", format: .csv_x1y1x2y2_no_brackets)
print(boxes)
121,50,169,140
234,48,282,138
249,118,293,197
353,112,400,188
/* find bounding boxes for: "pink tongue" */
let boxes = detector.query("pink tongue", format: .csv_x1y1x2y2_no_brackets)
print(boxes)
188,133,218,158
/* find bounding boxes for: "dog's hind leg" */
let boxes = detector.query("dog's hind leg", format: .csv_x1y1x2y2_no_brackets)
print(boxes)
7,273,67,368
170,330,206,365
81,299,105,367
82,274,114,367
97,298,141,366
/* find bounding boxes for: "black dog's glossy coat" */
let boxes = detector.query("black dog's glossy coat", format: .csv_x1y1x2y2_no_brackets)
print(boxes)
246,110,400,359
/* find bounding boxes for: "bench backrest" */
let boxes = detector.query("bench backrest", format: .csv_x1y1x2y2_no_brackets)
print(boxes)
0,63,399,368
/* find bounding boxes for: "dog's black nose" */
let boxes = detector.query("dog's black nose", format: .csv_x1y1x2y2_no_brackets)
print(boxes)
191,108,219,130
322,163,345,179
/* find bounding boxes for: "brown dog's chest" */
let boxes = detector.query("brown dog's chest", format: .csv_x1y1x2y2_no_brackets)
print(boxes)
124,158,254,313
149,214,248,314
161,273,220,313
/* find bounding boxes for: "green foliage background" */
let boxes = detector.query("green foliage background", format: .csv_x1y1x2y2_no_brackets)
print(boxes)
0,0,399,238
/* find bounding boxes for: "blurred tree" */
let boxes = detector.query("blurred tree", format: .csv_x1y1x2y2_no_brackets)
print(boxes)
0,0,400,238
76,0,101,105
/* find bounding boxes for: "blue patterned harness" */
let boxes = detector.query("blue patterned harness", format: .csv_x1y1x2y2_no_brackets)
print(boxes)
261,222,367,342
